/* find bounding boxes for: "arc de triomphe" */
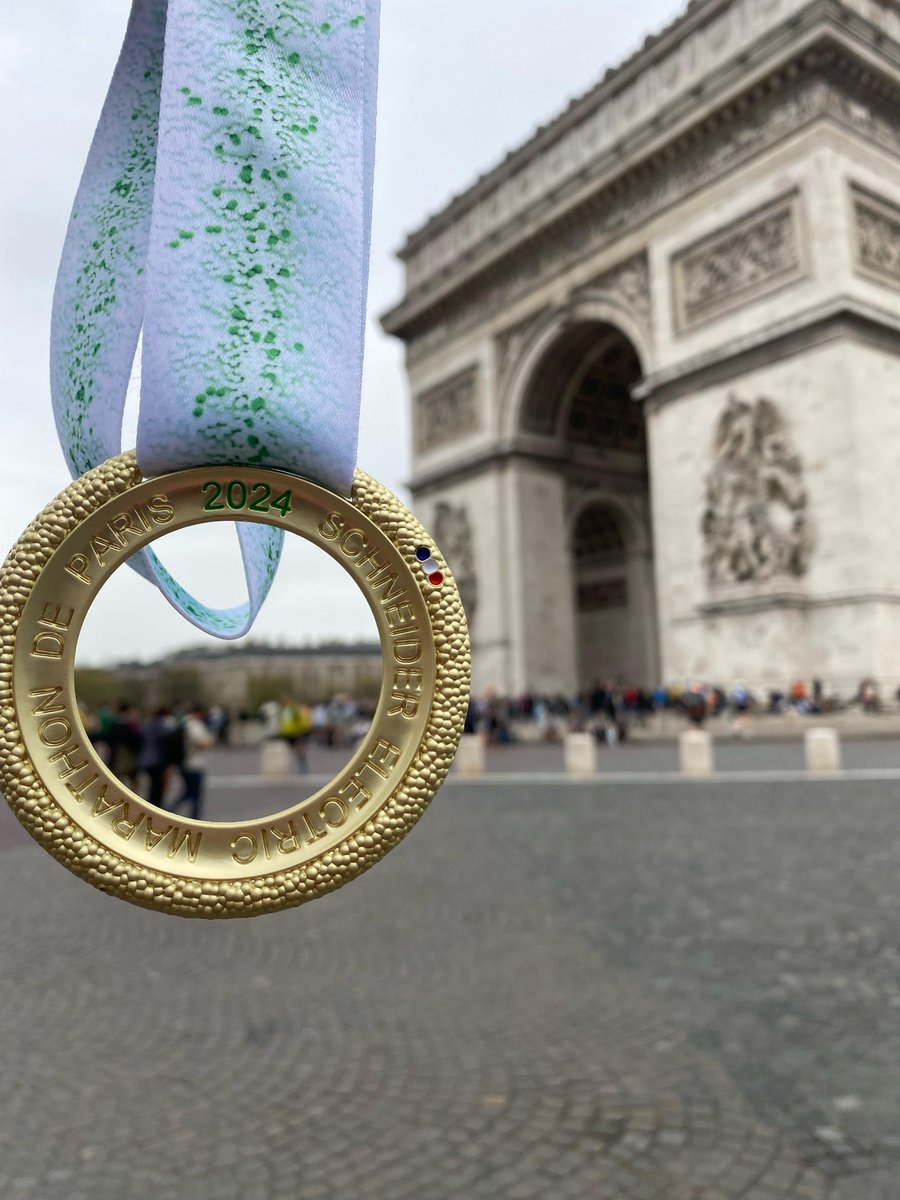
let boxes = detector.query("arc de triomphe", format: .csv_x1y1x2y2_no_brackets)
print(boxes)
382,0,900,698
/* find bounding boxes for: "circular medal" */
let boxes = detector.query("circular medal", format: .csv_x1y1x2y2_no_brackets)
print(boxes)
0,453,470,918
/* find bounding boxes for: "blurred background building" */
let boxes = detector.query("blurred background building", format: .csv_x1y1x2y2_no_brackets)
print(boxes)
382,0,900,700
76,642,382,714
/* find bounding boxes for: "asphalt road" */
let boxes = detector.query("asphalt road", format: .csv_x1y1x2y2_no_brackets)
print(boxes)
0,750,898,1198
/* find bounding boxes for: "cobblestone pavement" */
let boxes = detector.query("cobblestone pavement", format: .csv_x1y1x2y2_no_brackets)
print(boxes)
0,767,898,1198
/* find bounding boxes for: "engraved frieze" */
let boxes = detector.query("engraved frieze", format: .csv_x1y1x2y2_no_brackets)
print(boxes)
414,367,479,451
852,187,900,288
401,0,817,288
673,192,806,330
703,395,812,587
392,53,900,361
396,76,834,360
588,253,652,327
495,312,545,390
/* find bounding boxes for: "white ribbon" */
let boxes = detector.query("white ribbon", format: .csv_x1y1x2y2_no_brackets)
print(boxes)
51,0,379,636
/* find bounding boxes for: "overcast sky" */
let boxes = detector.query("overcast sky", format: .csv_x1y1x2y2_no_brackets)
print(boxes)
0,0,684,665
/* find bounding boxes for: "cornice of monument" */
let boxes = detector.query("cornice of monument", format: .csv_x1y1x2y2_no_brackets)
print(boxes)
396,0,900,266
382,0,900,348
396,0,728,259
638,295,900,408
407,435,653,499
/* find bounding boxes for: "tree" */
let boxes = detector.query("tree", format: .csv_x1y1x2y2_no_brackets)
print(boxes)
245,673,296,714
75,667,145,712
156,666,208,710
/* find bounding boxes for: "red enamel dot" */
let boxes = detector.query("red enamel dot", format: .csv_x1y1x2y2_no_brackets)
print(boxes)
428,571,444,587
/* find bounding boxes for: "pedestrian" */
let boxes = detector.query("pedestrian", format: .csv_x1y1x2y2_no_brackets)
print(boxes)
311,700,330,746
683,684,706,727
91,703,116,765
139,707,173,810
171,704,213,821
207,704,230,745
259,698,281,740
731,682,751,738
109,702,142,790
280,696,313,772
858,677,880,713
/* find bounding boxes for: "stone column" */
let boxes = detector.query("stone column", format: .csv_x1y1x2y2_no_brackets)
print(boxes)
505,460,578,696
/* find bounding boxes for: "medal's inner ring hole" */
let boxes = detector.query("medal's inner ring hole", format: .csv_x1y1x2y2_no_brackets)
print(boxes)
74,522,384,823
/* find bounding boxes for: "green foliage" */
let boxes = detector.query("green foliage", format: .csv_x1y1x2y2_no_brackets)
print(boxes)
156,666,209,709
76,665,209,713
75,668,145,711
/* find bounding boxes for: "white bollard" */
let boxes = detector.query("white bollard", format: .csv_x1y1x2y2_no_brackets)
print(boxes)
680,729,714,777
455,733,486,777
260,738,295,779
565,732,598,778
232,720,265,747
805,727,841,774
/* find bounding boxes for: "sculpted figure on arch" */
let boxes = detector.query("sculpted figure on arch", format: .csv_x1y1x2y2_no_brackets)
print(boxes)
703,393,813,587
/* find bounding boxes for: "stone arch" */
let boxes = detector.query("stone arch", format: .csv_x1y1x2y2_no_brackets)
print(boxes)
569,490,651,557
572,501,628,559
500,309,660,689
500,292,653,442
569,494,660,689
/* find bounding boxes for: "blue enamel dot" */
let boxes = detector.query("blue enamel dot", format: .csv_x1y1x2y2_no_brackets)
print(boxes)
416,546,431,562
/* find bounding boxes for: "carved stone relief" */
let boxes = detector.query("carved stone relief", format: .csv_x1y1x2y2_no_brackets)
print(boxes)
673,192,806,330
399,74,837,361
433,503,478,625
401,0,821,288
852,186,900,287
392,41,900,362
591,254,652,328
495,312,545,391
702,394,813,586
414,367,479,452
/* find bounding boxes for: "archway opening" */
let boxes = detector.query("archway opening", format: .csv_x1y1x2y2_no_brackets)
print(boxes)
520,320,659,690
521,321,644,450
572,500,655,689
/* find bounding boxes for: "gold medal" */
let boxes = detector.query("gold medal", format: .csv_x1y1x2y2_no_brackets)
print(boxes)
0,452,470,918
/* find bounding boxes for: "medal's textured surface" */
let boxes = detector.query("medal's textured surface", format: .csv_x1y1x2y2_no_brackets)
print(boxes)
0,453,470,918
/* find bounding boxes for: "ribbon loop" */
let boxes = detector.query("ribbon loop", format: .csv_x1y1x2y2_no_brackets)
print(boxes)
51,0,379,638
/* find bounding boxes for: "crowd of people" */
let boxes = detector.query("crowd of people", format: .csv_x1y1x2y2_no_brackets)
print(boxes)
466,676,895,745
82,702,222,819
257,695,373,769
254,695,374,772
83,676,892,791
81,694,376,816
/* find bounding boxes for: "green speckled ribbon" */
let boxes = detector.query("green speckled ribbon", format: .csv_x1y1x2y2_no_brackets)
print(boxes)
51,0,379,636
